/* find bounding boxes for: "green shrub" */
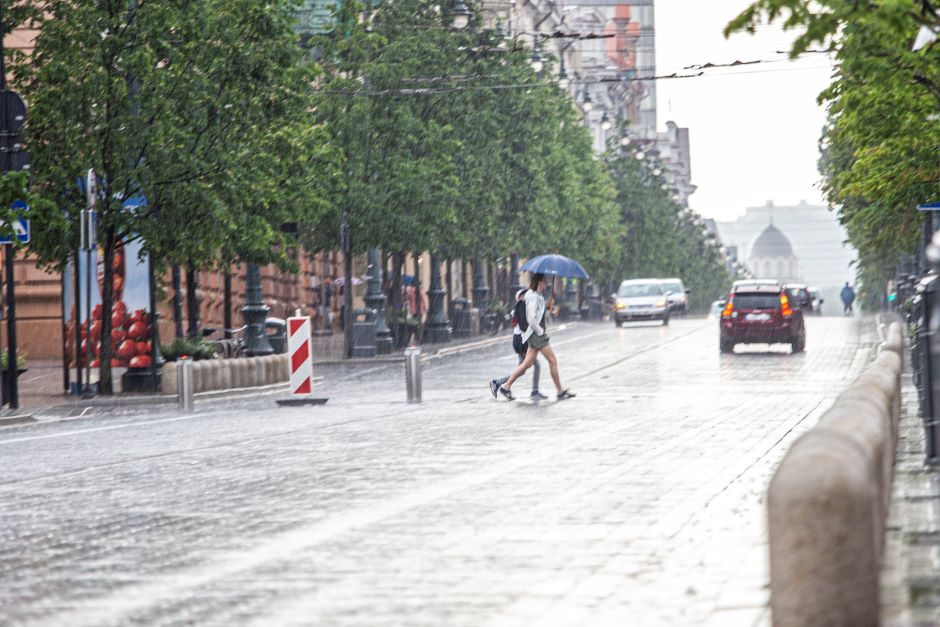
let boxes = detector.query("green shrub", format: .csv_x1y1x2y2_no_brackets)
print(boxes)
0,349,26,370
160,337,217,362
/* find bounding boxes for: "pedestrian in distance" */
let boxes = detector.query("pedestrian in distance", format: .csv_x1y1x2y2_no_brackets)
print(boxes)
840,281,856,316
489,289,546,401
492,273,575,401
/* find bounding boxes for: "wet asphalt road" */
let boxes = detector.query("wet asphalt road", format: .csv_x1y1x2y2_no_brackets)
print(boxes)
0,316,873,627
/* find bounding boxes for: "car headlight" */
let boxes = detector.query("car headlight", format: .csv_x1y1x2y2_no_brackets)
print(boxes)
616,303,626,310
655,299,667,308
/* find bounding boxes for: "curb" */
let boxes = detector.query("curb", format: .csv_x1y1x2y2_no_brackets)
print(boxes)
0,414,36,427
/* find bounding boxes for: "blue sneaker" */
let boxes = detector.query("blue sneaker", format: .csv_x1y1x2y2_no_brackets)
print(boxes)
489,379,499,399
530,391,548,400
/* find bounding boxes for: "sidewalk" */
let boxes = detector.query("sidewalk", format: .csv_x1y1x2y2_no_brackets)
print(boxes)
882,372,940,625
5,327,522,416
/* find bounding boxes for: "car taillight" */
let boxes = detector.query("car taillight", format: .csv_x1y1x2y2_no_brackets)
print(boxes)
780,293,793,317
721,297,734,319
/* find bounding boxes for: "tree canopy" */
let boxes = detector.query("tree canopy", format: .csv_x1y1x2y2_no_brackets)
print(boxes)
15,0,333,391
727,0,940,307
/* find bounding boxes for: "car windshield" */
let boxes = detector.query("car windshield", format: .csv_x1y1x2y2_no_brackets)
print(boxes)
661,282,683,294
618,283,662,298
734,293,780,310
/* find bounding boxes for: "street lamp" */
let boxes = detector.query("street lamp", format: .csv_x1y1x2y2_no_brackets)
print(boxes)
530,45,544,75
452,0,471,30
581,90,593,112
600,113,612,131
558,57,569,91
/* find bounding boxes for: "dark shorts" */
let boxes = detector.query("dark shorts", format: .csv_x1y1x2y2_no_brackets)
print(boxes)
528,332,550,350
512,334,527,355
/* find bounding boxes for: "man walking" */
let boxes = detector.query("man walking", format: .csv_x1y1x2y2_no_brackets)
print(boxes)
840,282,856,315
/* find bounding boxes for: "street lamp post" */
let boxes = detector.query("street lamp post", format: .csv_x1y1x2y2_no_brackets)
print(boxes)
425,252,451,343
365,247,393,354
472,258,488,309
241,262,273,356
509,253,522,302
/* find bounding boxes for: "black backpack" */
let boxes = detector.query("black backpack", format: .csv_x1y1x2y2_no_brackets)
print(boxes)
514,291,529,332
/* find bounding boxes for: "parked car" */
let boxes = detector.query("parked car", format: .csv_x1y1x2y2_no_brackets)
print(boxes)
784,283,814,313
808,287,824,315
613,279,670,327
720,280,805,353
657,278,691,314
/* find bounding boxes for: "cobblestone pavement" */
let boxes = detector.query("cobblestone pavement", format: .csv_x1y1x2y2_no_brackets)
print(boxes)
0,316,872,627
882,373,940,626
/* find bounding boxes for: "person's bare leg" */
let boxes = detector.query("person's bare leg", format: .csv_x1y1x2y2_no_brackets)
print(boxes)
539,344,563,393
503,347,538,390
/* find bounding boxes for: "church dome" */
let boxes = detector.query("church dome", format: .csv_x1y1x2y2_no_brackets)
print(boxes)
750,224,794,258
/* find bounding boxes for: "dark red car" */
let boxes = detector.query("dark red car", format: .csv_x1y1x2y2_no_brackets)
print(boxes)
719,280,806,353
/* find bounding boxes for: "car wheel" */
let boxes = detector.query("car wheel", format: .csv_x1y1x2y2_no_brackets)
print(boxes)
791,331,806,353
720,339,734,353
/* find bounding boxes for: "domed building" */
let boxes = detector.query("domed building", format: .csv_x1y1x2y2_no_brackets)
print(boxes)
748,223,801,282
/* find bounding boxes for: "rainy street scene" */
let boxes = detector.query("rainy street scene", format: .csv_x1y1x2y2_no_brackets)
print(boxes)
0,0,937,626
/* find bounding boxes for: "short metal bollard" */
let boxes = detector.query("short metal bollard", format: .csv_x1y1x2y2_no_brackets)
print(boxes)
177,356,194,413
404,346,421,403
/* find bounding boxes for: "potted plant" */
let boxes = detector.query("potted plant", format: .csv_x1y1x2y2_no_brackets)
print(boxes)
0,348,27,395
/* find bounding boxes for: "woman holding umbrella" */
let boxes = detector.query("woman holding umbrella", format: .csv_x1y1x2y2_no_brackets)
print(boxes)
495,271,575,401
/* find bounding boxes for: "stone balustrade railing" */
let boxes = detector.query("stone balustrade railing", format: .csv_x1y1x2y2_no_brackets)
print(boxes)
160,355,290,395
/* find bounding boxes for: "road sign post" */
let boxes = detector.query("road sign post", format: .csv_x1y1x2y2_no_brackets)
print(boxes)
80,206,97,397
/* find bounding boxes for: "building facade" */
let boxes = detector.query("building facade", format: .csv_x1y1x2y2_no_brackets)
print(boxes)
747,223,801,283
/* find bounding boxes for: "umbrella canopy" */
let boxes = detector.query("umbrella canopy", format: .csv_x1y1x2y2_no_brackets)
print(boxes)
520,254,589,279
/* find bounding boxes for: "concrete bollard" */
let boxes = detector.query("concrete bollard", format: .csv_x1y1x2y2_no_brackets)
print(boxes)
210,360,224,391
220,362,232,390
177,357,194,412
266,355,278,385
817,397,891,551
252,357,265,388
229,359,243,388
194,361,209,393
767,319,905,627
405,346,421,403
768,429,881,627
277,354,290,382
884,321,904,355
162,361,178,395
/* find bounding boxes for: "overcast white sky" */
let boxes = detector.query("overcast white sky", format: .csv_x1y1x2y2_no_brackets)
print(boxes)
653,0,834,221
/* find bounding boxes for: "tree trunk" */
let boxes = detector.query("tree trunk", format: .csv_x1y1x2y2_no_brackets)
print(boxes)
486,260,495,307
461,259,468,299
186,265,199,338
98,226,117,395
445,257,452,319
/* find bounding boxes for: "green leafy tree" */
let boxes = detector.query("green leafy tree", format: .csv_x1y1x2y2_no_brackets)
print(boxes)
309,0,620,304
604,150,732,310
16,0,333,393
727,0,940,306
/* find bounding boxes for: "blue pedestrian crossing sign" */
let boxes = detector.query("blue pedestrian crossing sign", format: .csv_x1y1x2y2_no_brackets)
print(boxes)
0,199,30,244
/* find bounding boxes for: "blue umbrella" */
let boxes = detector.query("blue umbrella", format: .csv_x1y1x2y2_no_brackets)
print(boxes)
520,254,589,279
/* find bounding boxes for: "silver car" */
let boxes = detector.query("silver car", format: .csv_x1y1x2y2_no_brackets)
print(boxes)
613,280,670,327
657,278,690,314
